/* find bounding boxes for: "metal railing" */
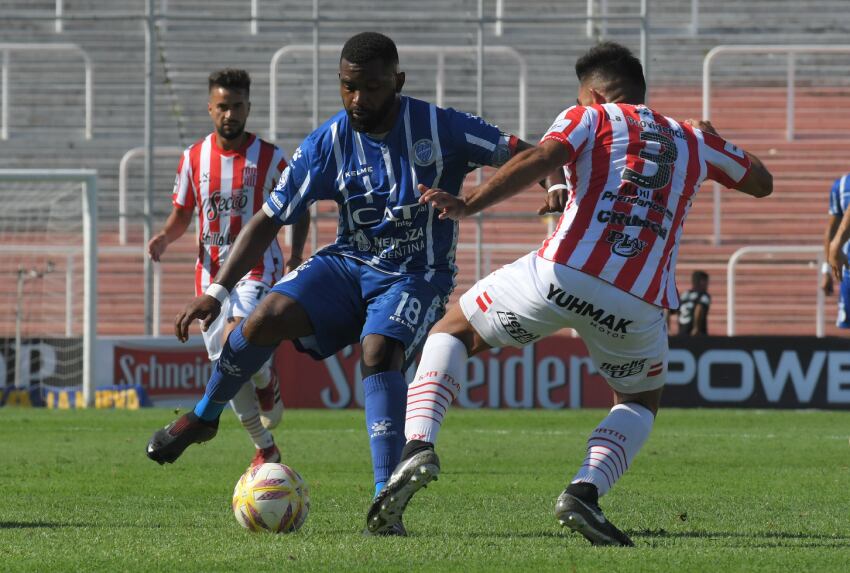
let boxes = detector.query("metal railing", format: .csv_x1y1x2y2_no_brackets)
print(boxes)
269,44,529,143
155,0,260,35
702,44,850,245
118,146,184,245
726,245,824,337
586,0,698,37
0,43,93,140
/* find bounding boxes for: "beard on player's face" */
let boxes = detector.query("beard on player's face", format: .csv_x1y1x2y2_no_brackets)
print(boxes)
216,120,245,141
346,92,397,133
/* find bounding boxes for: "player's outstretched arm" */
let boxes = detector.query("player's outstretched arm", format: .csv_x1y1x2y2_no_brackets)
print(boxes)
174,212,283,342
685,119,772,199
147,206,193,262
420,140,570,221
733,151,772,198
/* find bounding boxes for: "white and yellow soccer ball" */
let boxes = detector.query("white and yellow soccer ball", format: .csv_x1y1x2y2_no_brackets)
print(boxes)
232,462,309,533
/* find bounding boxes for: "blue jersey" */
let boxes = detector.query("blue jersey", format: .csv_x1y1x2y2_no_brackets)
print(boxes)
263,96,510,279
829,174,850,258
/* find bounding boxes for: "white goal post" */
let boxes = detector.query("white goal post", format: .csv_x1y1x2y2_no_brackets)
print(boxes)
0,169,97,407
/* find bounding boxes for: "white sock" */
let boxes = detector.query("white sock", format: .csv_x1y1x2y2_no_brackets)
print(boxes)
251,358,273,390
404,333,468,445
230,381,275,449
571,402,654,497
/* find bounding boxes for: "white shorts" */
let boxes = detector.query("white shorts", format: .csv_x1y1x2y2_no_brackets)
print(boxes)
459,252,668,394
201,279,271,361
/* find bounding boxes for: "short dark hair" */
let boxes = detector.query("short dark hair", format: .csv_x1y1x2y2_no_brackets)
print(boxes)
692,270,709,283
575,42,646,102
340,32,399,67
208,68,251,96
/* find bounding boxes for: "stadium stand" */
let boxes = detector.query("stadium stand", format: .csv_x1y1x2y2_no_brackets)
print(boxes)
1,0,850,337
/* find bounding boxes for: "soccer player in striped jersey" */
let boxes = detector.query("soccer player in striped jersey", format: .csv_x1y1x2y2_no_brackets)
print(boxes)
822,174,850,328
147,69,310,468
147,33,543,533
367,42,773,545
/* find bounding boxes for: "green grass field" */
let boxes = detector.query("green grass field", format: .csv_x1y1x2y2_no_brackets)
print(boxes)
1,408,848,572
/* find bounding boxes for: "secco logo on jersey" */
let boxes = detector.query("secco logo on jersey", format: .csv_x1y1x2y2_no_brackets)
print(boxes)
599,359,646,379
497,311,540,345
606,230,647,258
546,285,633,337
203,191,248,221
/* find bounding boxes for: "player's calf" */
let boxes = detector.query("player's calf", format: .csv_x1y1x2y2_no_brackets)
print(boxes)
254,365,283,429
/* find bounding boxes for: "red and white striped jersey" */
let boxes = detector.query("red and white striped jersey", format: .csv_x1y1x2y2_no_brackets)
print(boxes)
172,132,287,296
538,103,751,309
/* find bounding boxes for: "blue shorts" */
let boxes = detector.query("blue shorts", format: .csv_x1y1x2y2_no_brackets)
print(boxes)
271,251,453,366
838,271,850,329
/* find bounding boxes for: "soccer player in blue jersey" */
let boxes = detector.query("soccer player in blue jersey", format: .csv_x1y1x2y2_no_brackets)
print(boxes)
146,32,549,533
824,173,850,328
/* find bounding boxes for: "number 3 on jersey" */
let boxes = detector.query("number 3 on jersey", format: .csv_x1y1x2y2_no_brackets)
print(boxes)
393,291,422,324
622,131,678,190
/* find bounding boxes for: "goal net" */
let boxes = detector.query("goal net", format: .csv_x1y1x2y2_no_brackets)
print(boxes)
0,170,96,406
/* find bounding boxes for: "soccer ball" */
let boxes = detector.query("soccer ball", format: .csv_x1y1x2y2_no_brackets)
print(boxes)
232,463,310,533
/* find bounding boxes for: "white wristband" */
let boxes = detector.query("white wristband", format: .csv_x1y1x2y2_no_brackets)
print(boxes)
822,262,831,275
547,184,569,194
204,283,229,304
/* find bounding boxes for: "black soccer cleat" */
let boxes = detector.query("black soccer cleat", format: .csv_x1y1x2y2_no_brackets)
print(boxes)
146,412,219,465
366,448,440,534
555,482,634,547
362,518,408,537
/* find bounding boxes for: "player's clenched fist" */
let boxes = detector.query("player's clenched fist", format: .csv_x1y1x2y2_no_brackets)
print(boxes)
418,183,469,220
174,295,221,343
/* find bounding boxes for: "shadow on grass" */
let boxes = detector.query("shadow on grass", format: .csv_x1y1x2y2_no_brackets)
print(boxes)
0,521,76,529
632,529,850,541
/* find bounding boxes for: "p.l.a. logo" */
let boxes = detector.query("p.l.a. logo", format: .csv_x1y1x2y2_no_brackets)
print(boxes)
606,230,647,258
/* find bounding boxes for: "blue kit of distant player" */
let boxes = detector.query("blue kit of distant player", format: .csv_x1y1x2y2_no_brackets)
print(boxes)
828,174,850,329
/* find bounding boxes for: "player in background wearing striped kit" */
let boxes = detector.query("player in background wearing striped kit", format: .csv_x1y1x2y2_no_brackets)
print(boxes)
147,69,310,468
821,174,850,328
367,42,773,545
146,33,552,534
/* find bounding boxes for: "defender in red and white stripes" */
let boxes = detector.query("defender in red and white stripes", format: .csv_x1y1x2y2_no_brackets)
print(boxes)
147,69,310,470
367,42,772,545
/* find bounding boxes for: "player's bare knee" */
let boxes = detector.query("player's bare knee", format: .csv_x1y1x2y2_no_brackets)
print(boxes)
429,307,486,356
614,386,664,416
360,335,404,375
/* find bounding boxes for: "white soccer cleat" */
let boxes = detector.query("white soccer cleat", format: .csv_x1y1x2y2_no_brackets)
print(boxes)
366,449,440,534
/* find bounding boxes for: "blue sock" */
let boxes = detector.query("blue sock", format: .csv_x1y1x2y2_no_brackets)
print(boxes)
193,323,276,421
363,371,407,487
374,481,386,498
